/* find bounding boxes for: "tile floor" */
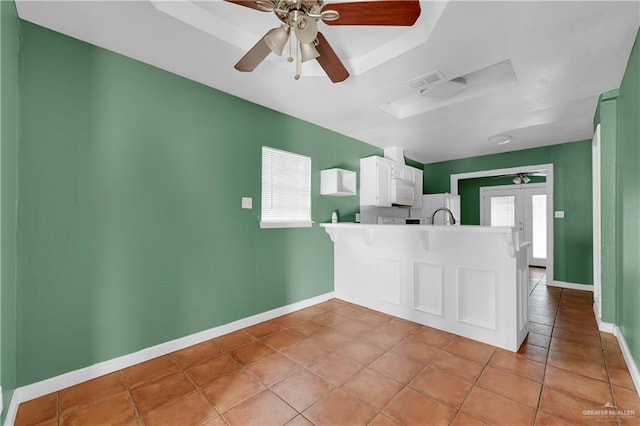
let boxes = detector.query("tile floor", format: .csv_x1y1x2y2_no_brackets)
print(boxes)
15,268,640,425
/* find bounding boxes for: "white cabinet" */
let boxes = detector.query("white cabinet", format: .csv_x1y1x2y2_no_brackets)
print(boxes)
391,163,414,181
360,156,423,208
360,156,391,206
413,168,423,209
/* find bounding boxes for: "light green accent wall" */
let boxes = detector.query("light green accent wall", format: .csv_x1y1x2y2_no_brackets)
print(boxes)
0,0,19,418
424,141,593,285
594,90,619,323
616,28,640,365
457,175,546,225
17,22,381,385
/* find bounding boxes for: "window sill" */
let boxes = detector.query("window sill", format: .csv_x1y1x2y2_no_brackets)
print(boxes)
259,221,313,229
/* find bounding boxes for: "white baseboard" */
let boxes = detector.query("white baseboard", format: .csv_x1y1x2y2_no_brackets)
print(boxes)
614,326,640,398
596,317,616,334
548,280,594,292
593,302,616,333
3,389,20,426
4,291,335,426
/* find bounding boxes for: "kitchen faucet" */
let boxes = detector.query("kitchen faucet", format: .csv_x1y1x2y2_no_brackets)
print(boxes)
431,207,457,225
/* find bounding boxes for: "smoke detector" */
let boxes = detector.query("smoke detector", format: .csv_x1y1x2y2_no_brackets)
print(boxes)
488,134,511,145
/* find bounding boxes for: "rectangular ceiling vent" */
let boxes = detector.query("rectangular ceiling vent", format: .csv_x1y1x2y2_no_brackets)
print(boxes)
408,71,445,91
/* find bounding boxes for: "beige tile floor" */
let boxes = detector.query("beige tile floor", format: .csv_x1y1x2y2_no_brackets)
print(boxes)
15,268,640,425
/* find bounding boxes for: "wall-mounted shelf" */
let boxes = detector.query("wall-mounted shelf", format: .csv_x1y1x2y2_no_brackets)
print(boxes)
321,168,356,196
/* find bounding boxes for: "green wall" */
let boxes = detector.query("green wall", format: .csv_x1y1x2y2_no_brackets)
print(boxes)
424,141,593,285
0,0,20,418
458,175,546,225
17,22,381,385
615,28,640,366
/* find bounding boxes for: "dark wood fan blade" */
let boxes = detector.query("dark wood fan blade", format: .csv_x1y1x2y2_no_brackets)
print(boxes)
315,32,349,83
224,0,264,11
322,1,421,26
234,33,272,72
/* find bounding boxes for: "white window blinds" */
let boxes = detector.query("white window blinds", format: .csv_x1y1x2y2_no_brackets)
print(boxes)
260,146,312,229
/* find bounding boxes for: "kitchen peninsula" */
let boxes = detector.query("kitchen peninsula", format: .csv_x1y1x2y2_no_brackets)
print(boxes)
320,223,531,351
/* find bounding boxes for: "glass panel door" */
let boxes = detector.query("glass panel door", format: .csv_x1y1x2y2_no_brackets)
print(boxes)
490,196,516,227
524,187,547,267
531,194,547,260
481,183,547,267
482,190,523,240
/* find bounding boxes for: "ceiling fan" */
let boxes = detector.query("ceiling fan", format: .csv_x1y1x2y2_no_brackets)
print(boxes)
225,0,421,83
492,172,546,185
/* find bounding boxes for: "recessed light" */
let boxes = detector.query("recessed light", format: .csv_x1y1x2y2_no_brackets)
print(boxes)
488,134,511,145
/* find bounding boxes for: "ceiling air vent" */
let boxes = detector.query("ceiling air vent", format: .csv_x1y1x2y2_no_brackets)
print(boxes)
408,71,445,91
408,71,466,99
421,77,467,99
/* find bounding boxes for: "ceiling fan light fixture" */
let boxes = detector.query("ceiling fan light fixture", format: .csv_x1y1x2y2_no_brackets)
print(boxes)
294,16,318,44
513,173,531,185
265,25,290,56
488,134,511,145
300,42,320,62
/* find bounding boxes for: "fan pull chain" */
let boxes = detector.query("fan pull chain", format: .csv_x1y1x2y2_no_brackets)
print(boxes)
294,41,301,80
287,30,293,62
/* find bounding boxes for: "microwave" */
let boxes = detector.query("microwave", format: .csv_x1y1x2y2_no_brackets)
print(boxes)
390,178,416,207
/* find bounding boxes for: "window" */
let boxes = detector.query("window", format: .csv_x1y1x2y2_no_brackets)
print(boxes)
260,146,312,229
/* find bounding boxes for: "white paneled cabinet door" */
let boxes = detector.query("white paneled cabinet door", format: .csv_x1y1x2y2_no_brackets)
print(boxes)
481,184,547,267
377,159,392,206
360,156,392,206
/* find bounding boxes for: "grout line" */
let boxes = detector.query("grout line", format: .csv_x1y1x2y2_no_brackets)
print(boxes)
121,369,145,426
532,286,560,421
56,390,60,426
178,355,226,425
451,349,494,423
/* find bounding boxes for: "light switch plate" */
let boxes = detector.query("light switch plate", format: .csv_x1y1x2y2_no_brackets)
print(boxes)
554,211,565,218
242,197,252,209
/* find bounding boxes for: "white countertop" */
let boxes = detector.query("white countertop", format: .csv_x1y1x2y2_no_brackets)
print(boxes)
320,222,515,234
320,222,531,252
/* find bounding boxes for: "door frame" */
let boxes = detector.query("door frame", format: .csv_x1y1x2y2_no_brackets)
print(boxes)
479,183,548,267
450,164,555,285
592,124,601,319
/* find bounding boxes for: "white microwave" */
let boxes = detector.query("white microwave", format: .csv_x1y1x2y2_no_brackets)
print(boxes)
390,178,415,207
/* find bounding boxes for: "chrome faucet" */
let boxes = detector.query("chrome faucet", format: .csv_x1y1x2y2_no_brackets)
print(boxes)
431,207,457,225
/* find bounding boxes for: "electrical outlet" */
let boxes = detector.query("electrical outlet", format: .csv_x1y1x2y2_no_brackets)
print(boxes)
554,211,565,218
242,197,252,209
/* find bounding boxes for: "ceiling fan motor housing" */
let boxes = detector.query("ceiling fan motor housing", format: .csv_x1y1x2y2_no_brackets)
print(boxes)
274,0,325,24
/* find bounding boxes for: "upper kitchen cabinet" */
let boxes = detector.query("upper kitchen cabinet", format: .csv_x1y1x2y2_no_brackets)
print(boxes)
360,156,423,208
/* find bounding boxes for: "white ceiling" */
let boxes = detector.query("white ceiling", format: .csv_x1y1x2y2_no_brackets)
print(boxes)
15,0,640,163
